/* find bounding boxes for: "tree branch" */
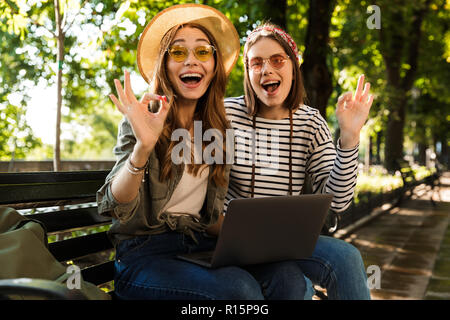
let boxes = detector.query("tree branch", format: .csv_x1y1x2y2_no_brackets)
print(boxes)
60,1,68,31
62,0,89,34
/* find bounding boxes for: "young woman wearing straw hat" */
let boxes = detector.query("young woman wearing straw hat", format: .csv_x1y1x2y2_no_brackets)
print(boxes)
97,5,310,300
223,22,374,299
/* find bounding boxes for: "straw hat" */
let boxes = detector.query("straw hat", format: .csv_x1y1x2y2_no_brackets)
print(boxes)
137,4,240,83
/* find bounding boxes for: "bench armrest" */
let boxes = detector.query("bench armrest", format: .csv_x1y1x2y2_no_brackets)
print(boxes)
0,278,88,300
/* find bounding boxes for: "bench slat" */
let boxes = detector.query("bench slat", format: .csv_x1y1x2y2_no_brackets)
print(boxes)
49,232,113,262
81,261,115,286
4,198,98,210
0,170,109,206
28,207,112,233
0,181,104,206
0,170,109,184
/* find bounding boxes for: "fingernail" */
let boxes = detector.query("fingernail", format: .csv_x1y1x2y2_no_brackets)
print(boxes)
162,96,168,103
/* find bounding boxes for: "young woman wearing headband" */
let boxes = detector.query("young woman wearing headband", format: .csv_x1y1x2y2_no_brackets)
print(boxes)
223,22,374,299
97,6,311,300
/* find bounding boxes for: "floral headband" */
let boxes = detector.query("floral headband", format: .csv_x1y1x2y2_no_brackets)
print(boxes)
245,26,300,60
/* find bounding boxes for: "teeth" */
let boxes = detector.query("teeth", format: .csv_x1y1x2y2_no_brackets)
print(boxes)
181,73,202,79
262,81,280,86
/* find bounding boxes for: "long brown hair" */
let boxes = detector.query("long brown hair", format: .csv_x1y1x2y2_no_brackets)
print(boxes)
243,22,306,116
149,23,229,187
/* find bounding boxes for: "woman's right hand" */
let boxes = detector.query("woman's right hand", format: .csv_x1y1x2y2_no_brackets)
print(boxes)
109,70,171,155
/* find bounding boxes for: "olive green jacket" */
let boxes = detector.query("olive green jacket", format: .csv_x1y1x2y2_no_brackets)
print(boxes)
96,118,230,247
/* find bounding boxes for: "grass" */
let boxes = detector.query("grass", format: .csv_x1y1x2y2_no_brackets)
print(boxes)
354,164,435,202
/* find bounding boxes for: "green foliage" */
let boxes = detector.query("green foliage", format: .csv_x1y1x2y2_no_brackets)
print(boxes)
355,167,403,194
353,164,435,206
0,103,42,160
0,0,448,166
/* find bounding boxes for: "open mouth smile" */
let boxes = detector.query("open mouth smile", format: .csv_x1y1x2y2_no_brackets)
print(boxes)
180,73,204,88
261,80,280,94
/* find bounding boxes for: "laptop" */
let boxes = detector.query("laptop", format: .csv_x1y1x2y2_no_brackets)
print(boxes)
177,194,333,268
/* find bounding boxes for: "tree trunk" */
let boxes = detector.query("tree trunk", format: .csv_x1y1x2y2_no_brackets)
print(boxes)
384,91,407,171
417,142,427,166
300,0,335,120
376,130,382,165
53,0,64,172
260,0,287,30
364,136,371,173
380,0,430,172
442,138,449,168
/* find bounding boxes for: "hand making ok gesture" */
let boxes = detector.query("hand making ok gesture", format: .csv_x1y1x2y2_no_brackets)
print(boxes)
109,70,171,153
335,74,374,149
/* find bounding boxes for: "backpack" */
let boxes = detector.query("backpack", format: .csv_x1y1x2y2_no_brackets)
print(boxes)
0,206,110,300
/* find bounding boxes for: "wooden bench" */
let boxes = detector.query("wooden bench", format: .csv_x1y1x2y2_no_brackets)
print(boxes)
0,169,347,300
396,160,441,206
396,161,419,204
424,171,441,206
0,170,114,299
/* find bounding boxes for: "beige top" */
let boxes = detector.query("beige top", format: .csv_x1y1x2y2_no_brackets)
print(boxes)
161,165,209,219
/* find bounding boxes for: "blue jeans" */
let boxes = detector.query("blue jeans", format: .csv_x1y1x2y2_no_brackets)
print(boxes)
299,235,371,300
114,231,310,300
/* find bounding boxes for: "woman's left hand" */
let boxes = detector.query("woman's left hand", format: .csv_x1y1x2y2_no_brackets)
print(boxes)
336,74,374,149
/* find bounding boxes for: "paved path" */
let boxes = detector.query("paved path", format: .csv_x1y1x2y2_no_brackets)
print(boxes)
342,172,450,299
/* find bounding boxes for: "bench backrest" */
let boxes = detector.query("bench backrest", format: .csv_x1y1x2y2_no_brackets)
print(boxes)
0,170,114,287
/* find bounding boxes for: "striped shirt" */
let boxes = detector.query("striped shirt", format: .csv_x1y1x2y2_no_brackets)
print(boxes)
224,96,359,214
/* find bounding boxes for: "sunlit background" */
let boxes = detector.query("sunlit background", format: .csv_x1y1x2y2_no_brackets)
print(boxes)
1,0,448,171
